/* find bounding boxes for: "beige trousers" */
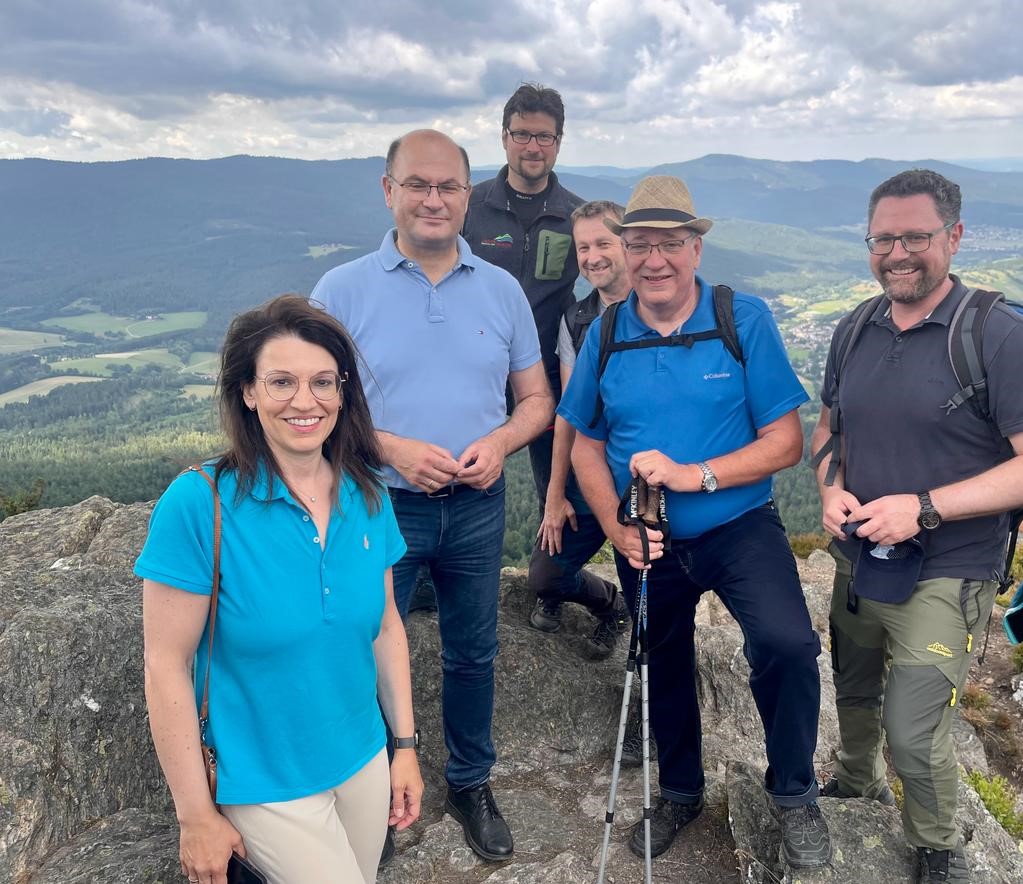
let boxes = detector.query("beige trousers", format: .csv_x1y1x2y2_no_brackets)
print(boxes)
221,748,390,884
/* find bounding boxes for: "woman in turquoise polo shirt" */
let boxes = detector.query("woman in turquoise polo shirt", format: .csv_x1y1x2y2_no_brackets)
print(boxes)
136,295,421,884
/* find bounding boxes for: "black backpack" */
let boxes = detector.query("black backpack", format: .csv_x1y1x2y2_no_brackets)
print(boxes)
587,284,744,428
812,286,1023,591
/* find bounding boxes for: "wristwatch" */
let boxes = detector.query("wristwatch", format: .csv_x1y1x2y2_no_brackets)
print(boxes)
697,461,718,493
917,491,942,530
393,730,420,751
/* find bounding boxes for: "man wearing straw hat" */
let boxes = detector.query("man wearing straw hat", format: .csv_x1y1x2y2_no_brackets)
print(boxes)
557,176,831,868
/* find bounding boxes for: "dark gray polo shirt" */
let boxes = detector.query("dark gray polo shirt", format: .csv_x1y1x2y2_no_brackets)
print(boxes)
821,276,1023,580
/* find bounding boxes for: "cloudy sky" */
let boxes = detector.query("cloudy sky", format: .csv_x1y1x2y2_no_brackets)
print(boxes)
2,0,1020,168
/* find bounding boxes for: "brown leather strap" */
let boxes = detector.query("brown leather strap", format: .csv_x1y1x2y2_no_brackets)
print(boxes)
187,464,221,801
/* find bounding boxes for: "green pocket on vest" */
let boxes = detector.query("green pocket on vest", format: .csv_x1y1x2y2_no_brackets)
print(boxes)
534,229,572,280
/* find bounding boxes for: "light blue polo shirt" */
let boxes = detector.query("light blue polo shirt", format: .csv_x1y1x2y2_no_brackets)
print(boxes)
134,465,406,804
558,279,808,539
312,231,541,490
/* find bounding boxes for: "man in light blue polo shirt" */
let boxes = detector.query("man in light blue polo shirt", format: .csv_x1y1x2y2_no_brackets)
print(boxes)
312,129,552,865
558,176,830,871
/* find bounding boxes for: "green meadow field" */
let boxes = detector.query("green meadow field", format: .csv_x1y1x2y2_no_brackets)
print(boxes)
0,327,66,354
41,311,207,338
0,376,103,406
50,348,185,375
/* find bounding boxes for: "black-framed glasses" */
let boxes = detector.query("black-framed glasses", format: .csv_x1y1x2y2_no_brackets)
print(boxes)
864,221,955,255
505,129,559,147
255,371,347,401
387,177,469,199
621,235,697,258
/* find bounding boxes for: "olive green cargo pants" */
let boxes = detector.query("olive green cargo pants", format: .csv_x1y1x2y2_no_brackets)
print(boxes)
828,543,998,850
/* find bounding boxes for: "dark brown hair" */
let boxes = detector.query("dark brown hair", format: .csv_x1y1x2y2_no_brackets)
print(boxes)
868,169,962,227
502,83,566,135
215,294,383,512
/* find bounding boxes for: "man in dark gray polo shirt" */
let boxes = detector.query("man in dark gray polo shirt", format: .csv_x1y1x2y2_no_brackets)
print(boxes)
811,169,1023,883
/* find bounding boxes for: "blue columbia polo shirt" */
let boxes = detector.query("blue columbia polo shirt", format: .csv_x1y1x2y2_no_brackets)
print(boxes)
134,465,406,804
558,279,808,538
312,231,541,490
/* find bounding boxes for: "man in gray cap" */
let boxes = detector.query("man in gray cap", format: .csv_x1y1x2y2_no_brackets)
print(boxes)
558,176,830,868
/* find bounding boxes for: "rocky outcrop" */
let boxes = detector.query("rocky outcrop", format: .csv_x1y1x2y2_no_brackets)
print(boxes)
1,501,1021,883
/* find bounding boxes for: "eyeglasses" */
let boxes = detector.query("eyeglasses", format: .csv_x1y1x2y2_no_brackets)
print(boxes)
621,235,697,258
505,129,559,147
387,177,469,199
864,222,955,255
255,371,347,401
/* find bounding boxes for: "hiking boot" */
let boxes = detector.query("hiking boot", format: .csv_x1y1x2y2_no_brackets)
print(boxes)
445,782,514,862
917,845,970,882
619,709,655,768
529,598,562,632
378,825,395,868
820,777,896,806
771,800,832,869
628,797,703,858
583,592,630,659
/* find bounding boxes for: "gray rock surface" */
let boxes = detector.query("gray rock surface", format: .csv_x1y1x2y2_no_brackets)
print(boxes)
2,498,1021,883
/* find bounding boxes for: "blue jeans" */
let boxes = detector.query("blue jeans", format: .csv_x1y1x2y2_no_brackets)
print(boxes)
614,503,822,807
389,477,506,790
527,511,617,614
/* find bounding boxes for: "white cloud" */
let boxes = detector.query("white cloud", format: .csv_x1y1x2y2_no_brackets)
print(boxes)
0,0,1020,164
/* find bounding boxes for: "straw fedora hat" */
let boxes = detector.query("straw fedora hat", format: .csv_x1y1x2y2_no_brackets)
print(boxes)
605,175,713,236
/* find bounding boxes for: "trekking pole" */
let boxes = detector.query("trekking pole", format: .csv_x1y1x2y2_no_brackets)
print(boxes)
637,563,653,884
596,563,645,884
597,476,663,884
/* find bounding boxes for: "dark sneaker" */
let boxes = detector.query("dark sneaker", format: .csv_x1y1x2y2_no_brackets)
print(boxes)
917,845,970,882
445,783,514,862
529,598,563,632
820,777,896,806
378,825,395,868
772,801,832,869
629,797,703,858
407,570,438,613
619,709,655,768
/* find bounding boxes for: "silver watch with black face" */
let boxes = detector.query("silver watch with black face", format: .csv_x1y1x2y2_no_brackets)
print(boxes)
917,491,942,530
697,461,718,493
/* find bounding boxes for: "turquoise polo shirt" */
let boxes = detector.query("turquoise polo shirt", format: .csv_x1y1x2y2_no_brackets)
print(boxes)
311,231,541,490
558,279,808,539
134,465,406,804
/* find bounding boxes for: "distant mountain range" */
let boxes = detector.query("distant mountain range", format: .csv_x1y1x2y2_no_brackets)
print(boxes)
2,154,1022,333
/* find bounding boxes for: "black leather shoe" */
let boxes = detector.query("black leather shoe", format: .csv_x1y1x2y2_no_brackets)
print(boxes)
445,783,514,861
629,796,703,858
378,825,395,868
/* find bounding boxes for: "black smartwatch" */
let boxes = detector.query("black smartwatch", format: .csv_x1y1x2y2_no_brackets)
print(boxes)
917,491,942,530
393,730,420,750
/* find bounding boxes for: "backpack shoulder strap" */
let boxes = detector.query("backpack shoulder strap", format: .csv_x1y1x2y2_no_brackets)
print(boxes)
810,295,885,485
944,288,1004,420
566,289,602,354
711,284,744,366
588,300,624,428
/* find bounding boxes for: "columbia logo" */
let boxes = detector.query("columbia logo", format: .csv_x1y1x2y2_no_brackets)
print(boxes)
703,372,731,380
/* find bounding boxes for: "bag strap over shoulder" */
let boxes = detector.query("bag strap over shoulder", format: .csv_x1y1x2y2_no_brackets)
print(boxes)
586,285,744,428
944,287,1004,420
185,464,221,802
810,295,884,486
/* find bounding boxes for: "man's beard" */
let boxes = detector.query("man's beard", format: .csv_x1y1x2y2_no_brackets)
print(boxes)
878,259,947,304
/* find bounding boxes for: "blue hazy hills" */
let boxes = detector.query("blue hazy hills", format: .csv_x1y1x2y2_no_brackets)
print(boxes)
2,153,1022,330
